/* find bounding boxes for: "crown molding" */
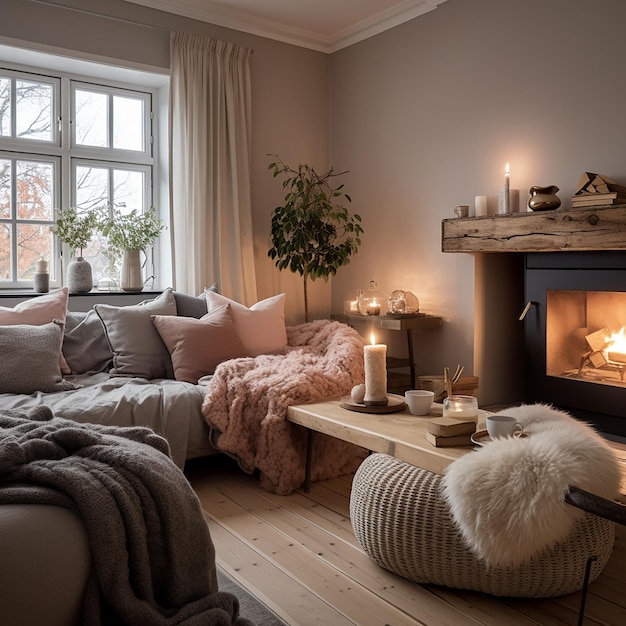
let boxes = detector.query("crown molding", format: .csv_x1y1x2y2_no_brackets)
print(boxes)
124,0,448,53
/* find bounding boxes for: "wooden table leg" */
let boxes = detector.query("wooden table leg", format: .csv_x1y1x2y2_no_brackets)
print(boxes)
407,328,416,388
304,429,313,492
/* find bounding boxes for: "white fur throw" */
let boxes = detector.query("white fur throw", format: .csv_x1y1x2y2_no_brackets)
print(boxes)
442,404,622,568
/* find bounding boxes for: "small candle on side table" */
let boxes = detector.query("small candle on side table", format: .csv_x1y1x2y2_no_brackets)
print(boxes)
364,332,387,406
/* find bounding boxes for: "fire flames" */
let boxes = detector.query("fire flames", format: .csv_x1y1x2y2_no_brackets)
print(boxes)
608,327,626,363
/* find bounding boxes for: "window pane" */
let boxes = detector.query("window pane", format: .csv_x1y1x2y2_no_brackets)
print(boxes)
76,165,109,209
113,95,144,151
16,160,54,221
0,158,10,219
17,223,51,279
16,79,53,141
0,223,9,280
75,89,108,147
0,77,10,136
113,169,144,214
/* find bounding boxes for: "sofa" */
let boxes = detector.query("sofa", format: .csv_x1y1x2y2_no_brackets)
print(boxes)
0,285,297,625
0,286,224,468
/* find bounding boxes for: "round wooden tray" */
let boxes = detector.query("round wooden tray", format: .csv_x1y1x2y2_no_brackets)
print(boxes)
340,393,407,414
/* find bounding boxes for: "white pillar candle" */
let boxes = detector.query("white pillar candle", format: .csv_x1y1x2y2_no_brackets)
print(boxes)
502,162,511,214
474,195,488,217
510,189,520,212
364,333,387,405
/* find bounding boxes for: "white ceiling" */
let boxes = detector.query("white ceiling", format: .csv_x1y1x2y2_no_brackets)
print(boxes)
125,0,448,53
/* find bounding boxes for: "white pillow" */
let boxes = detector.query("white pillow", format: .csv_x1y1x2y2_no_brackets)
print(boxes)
204,291,287,357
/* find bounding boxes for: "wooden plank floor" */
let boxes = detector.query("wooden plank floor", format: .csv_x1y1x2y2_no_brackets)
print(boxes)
185,451,626,626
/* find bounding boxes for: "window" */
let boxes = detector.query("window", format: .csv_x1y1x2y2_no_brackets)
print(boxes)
0,55,164,290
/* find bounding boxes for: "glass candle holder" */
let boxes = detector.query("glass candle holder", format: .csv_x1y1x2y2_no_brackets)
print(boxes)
442,394,479,423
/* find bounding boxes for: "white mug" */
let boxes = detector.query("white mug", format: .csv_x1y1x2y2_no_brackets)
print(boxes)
405,389,434,416
486,414,523,439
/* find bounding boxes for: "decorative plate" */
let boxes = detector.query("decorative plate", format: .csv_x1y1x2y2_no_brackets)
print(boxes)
340,393,407,414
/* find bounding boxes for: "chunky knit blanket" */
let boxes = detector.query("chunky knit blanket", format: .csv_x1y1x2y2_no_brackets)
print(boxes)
202,319,367,494
0,406,252,626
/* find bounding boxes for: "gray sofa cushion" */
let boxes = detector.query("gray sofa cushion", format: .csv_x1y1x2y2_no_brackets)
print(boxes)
173,285,217,319
0,321,76,394
62,310,113,374
94,288,177,379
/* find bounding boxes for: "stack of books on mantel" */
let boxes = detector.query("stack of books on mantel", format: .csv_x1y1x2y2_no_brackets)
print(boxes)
571,172,626,207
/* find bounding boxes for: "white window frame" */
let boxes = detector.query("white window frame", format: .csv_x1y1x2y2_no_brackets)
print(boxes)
0,44,169,291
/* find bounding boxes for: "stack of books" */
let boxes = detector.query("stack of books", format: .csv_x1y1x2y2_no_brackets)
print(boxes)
425,416,476,447
571,172,626,207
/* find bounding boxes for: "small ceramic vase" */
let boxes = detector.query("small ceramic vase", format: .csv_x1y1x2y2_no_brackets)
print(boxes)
528,185,561,211
66,257,93,294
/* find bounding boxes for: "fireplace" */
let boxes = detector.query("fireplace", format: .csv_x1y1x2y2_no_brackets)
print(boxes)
524,251,626,438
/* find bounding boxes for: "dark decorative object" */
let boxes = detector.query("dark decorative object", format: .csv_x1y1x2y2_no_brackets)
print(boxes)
528,185,561,211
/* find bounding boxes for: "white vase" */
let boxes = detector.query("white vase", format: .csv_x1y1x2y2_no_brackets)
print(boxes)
66,257,93,294
120,249,143,292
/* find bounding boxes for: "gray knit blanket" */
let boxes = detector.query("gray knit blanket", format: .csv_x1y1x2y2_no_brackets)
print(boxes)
0,406,253,626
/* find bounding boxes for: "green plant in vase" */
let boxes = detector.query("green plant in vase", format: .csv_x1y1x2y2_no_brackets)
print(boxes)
99,206,165,292
52,207,98,293
52,206,98,258
268,155,363,322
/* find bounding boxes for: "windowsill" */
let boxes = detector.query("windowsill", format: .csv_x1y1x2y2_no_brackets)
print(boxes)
0,289,162,297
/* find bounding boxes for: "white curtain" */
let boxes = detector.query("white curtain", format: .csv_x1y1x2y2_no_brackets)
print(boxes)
169,33,257,304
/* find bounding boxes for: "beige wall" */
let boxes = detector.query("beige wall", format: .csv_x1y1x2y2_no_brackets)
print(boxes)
0,0,330,324
329,0,626,405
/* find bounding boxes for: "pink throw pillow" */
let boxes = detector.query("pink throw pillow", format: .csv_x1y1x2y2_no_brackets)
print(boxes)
152,304,247,383
204,290,287,357
0,288,71,374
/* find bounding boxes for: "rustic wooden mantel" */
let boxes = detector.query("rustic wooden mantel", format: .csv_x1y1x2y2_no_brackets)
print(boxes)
442,204,626,253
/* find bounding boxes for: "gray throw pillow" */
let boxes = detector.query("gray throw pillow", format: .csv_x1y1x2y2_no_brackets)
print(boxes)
0,321,77,394
173,284,218,319
94,288,178,379
62,310,113,374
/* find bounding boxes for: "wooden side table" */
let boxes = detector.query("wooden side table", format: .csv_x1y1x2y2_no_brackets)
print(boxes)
331,312,443,390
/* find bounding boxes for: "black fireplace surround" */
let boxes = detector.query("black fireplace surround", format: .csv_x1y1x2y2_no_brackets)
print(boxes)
524,251,626,439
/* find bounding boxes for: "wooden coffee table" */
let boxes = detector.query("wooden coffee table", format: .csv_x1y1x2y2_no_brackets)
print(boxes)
287,397,488,491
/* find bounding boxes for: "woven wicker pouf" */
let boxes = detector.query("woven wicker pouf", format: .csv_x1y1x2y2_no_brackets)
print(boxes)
350,453,615,597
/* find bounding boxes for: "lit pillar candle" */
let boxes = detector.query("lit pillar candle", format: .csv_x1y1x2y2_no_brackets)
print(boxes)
503,162,510,213
364,332,387,405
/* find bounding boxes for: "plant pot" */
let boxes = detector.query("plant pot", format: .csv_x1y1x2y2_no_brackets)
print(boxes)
66,257,93,294
120,249,143,292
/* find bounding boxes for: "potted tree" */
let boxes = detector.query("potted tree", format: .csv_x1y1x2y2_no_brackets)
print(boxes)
52,207,98,293
99,206,165,292
268,156,364,322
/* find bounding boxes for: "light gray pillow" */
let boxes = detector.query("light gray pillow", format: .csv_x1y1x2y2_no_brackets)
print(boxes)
94,288,177,379
173,289,212,319
62,310,113,374
0,321,76,394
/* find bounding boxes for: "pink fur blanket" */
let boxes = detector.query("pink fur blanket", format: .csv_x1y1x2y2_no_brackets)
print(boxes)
201,319,367,494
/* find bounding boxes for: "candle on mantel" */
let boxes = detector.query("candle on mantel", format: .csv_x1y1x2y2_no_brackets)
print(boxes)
364,332,388,406
503,162,511,213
